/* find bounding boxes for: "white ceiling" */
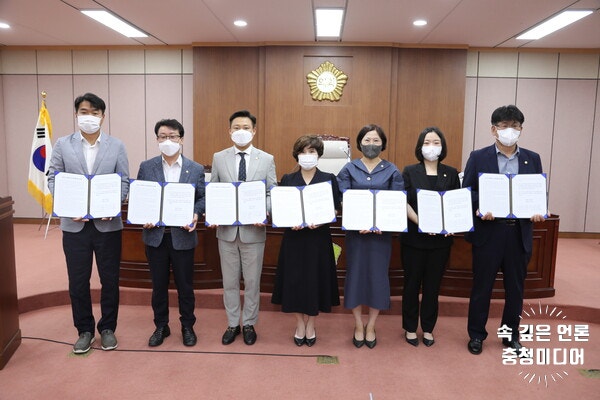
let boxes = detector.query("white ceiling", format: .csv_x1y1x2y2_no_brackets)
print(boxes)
0,0,599,48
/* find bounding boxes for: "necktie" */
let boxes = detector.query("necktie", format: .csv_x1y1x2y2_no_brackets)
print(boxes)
238,152,246,181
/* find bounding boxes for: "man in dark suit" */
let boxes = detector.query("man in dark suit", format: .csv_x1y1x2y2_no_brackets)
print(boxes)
463,105,546,355
48,93,129,354
210,110,277,345
137,119,205,347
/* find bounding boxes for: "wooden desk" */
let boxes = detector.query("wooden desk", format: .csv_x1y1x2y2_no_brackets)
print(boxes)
0,197,21,369
120,208,559,299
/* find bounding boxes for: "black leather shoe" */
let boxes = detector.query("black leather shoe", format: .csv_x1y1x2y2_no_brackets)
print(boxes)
294,336,305,346
405,332,419,347
468,338,483,355
305,334,316,347
182,327,197,347
502,338,523,352
148,325,170,347
242,325,257,345
423,333,435,347
364,328,377,349
365,337,377,349
222,326,241,345
353,329,365,348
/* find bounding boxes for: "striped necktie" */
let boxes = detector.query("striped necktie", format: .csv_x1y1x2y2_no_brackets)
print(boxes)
238,152,246,181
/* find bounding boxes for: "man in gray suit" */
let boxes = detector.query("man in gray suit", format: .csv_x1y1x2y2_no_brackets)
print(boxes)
48,93,129,354
137,119,205,348
210,110,277,345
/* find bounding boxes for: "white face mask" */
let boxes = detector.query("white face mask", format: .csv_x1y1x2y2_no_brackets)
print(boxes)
77,115,102,134
231,129,254,147
158,140,181,157
298,154,319,170
421,145,442,161
497,127,521,147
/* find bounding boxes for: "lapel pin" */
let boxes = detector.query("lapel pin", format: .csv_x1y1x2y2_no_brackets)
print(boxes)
443,173,447,177
524,161,528,164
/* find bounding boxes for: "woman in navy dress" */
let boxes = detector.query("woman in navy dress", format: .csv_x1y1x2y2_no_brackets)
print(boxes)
337,124,404,349
271,135,341,347
400,127,460,348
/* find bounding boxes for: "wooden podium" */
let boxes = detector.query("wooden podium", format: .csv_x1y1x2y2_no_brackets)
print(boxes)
0,197,21,369
120,200,559,300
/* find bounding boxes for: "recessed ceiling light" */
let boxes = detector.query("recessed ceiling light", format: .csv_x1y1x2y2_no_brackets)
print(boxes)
234,20,247,27
315,8,344,38
413,20,427,27
81,10,147,38
0,22,10,29
517,10,593,40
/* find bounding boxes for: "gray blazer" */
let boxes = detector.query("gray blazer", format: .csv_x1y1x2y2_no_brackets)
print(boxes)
48,132,129,233
210,146,277,243
137,155,205,250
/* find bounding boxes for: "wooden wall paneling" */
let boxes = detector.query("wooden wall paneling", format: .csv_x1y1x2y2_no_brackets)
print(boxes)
263,46,311,176
263,46,394,175
193,47,260,167
395,49,467,173
462,77,478,169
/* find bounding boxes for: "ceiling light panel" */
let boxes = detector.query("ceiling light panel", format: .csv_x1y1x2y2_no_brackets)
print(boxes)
517,10,594,40
81,10,147,38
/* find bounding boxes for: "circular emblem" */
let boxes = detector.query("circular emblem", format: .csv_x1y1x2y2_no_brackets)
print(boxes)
307,61,348,101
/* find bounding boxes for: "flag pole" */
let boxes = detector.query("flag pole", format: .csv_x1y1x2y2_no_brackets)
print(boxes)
36,91,48,231
39,91,57,239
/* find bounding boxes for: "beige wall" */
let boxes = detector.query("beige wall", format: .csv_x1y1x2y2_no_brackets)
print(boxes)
1,47,600,233
0,48,194,218
463,51,600,232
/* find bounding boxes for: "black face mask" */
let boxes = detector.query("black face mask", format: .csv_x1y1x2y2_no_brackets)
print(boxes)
361,144,382,159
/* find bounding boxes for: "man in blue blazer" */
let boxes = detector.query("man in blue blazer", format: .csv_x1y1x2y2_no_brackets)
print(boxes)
48,93,129,354
137,119,205,347
210,110,277,345
463,105,546,355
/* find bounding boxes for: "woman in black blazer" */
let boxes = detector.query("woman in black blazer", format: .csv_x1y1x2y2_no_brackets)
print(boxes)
400,127,460,347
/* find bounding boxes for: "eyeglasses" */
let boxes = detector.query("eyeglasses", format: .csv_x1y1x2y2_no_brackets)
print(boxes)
157,135,181,141
495,123,522,130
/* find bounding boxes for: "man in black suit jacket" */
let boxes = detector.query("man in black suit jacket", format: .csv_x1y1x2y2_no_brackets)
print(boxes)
463,105,546,355
137,119,205,347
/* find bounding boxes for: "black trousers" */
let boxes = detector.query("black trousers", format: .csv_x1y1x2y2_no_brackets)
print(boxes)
62,222,121,335
401,245,450,333
467,222,531,341
145,233,196,329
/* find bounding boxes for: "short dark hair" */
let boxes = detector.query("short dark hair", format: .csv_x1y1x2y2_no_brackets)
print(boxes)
229,110,256,127
154,119,185,138
74,93,106,113
491,105,524,126
415,126,448,162
356,124,387,152
292,135,324,161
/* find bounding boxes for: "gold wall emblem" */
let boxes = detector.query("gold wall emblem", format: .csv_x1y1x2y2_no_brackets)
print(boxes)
306,61,348,101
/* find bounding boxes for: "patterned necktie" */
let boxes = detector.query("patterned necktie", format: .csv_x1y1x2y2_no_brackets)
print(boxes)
238,152,246,181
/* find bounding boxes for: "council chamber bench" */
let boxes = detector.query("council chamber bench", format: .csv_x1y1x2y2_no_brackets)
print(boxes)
119,203,559,300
